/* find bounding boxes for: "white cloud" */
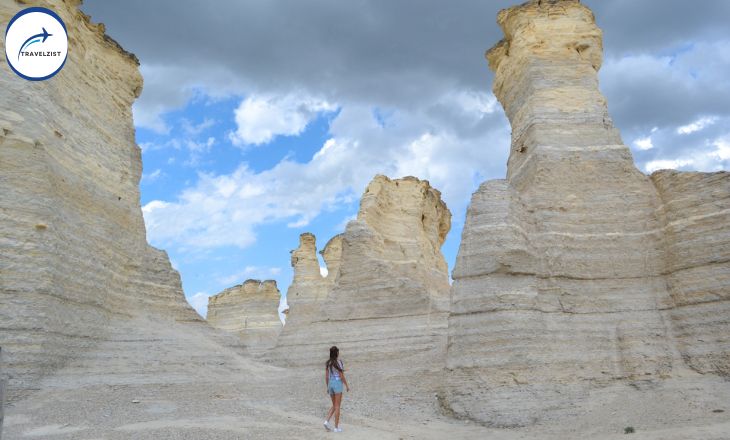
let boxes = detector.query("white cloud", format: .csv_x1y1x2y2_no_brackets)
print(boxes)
141,168,163,183
229,94,337,146
442,90,498,117
182,117,216,136
278,297,289,325
183,137,216,166
142,94,510,253
645,158,694,173
634,136,654,151
642,132,730,174
712,138,730,161
319,266,328,277
677,116,718,135
187,291,210,318
134,104,170,135
218,266,283,286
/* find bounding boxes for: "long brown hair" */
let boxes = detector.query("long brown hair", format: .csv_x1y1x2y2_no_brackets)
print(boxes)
326,346,343,374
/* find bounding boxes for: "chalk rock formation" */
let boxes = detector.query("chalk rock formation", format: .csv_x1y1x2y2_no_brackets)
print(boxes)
0,347,4,436
207,280,283,352
0,0,229,400
281,233,331,328
269,175,451,367
320,234,344,288
445,0,730,427
651,170,730,376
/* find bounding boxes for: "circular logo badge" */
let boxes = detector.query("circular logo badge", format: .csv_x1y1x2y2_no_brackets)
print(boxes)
4,7,68,81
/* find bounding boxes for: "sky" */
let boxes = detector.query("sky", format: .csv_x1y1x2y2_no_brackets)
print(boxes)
80,1,730,318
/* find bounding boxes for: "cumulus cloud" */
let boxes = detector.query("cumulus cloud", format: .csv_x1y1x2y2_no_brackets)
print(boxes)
634,137,654,151
182,117,216,136
714,138,730,161
599,39,730,174
230,94,336,146
142,93,509,251
633,127,657,151
644,158,694,174
643,133,730,174
187,291,210,318
218,266,283,286
677,116,718,135
83,0,729,259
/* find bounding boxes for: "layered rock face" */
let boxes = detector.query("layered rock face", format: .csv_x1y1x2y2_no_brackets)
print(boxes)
651,171,730,376
445,0,730,427
207,280,283,352
0,0,202,399
269,175,451,367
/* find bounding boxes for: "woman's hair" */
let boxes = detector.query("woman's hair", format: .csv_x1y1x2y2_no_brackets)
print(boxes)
326,345,343,374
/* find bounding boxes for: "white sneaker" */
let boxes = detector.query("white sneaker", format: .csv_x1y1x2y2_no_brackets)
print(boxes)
333,427,343,432
323,421,331,431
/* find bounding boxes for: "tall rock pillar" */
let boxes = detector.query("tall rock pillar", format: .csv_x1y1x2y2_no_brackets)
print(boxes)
446,0,679,426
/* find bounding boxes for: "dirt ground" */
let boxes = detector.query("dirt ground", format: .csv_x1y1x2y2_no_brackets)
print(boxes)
3,316,729,439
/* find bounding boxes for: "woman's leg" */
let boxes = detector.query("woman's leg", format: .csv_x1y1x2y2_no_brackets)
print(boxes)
326,392,336,422
334,392,342,428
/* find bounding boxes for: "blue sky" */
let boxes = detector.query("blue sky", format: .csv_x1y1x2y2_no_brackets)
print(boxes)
82,0,730,318
136,93,472,317
135,95,360,315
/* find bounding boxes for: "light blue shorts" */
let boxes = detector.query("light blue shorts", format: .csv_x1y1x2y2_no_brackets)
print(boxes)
328,378,343,395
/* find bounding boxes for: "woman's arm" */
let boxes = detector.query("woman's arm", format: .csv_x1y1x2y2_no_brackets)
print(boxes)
325,366,329,390
340,363,350,392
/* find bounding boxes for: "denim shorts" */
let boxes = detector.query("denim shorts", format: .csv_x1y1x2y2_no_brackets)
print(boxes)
328,378,343,395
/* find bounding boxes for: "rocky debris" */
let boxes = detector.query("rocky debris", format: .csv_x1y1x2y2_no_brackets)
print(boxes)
268,175,452,368
445,0,730,427
207,279,283,353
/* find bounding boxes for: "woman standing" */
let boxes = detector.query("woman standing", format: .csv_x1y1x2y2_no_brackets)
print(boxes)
323,346,350,432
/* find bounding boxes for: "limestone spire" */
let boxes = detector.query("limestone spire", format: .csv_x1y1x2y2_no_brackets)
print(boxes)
486,0,622,180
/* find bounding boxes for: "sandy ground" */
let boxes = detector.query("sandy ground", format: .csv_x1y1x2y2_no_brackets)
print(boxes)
3,316,730,439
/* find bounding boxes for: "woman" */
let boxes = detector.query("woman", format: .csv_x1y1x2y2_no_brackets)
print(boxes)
323,345,350,432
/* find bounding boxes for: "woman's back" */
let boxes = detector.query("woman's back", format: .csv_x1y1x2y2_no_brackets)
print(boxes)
328,359,344,380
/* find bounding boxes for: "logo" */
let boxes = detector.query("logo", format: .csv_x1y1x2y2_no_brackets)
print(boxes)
4,7,68,81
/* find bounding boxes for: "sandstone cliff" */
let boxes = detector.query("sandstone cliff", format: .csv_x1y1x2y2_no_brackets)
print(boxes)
268,175,451,367
207,279,282,352
445,0,730,427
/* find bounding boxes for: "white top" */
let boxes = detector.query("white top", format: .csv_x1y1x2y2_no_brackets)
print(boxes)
329,360,344,380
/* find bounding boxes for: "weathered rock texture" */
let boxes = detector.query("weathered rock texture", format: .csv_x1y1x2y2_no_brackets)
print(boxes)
445,0,730,427
207,279,282,352
651,170,730,375
320,234,344,288
0,347,4,437
269,175,451,367
281,233,331,329
0,0,218,400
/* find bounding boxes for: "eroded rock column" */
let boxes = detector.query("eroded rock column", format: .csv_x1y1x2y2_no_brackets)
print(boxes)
269,175,452,368
446,0,679,426
0,0,201,399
